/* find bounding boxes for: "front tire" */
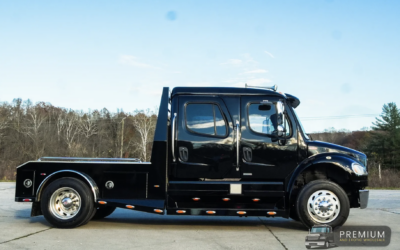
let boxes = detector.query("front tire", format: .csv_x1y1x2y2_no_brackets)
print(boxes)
296,180,350,228
41,177,95,228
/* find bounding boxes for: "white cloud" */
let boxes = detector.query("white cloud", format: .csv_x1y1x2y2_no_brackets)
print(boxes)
264,51,275,58
221,59,243,65
119,55,157,69
243,69,268,74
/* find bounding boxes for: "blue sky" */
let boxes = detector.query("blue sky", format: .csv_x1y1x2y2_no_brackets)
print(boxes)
1,0,399,132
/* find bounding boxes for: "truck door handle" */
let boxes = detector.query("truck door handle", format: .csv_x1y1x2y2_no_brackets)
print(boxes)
243,147,252,162
236,120,240,171
172,113,177,162
179,147,188,162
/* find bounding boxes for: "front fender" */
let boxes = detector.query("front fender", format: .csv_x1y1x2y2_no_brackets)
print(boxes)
287,152,364,197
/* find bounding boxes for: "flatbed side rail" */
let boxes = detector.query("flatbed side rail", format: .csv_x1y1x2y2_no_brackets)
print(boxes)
38,157,142,163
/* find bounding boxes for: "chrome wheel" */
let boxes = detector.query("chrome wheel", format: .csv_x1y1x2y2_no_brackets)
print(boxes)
307,189,340,223
49,187,81,220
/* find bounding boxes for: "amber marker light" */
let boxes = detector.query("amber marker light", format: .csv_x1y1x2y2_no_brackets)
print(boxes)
237,211,246,215
98,201,107,205
206,211,216,214
192,197,200,201
176,210,186,214
154,185,160,188
154,209,163,213
222,198,230,201
126,205,135,209
252,198,260,202
267,211,276,215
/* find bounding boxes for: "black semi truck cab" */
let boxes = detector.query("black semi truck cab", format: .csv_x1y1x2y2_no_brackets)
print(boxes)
15,86,369,228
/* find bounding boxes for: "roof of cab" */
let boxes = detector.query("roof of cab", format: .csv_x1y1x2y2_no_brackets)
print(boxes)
171,87,284,97
171,87,301,108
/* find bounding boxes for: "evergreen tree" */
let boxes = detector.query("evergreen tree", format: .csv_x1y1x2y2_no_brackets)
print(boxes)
367,102,400,169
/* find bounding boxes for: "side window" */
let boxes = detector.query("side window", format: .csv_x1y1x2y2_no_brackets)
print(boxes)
186,103,227,136
248,103,277,135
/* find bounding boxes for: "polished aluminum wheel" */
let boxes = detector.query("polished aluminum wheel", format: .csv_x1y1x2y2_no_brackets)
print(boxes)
307,189,340,223
49,187,81,220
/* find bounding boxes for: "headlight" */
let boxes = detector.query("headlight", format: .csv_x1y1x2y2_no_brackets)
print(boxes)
352,163,367,176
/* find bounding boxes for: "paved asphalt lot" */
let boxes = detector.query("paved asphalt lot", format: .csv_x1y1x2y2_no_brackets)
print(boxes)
0,182,399,250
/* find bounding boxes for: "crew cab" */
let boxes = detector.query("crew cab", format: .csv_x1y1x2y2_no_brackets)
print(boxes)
15,85,369,228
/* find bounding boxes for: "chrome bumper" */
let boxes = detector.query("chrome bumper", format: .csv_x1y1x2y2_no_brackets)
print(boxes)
305,241,325,246
359,190,369,209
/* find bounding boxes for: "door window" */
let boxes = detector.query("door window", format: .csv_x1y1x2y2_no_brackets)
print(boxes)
186,103,227,136
248,103,277,135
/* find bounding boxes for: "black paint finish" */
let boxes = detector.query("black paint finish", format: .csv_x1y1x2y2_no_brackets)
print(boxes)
15,86,368,220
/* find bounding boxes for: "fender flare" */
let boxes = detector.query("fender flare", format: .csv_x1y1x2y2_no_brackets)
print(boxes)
287,153,359,201
35,170,100,202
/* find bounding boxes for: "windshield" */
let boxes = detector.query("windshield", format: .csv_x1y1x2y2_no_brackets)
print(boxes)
292,108,310,140
311,227,328,233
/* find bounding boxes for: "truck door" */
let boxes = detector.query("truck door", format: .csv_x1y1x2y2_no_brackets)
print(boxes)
172,96,239,179
239,96,298,180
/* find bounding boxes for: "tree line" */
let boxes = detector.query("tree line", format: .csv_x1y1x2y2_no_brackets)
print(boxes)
0,98,157,180
0,98,399,187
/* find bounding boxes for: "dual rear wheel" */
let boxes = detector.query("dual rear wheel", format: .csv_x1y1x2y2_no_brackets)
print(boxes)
41,177,115,228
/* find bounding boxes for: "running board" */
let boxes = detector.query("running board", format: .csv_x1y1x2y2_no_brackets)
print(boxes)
166,208,288,217
96,199,165,215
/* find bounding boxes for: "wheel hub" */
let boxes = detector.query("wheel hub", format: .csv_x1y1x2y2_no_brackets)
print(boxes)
61,197,73,208
49,187,81,220
307,189,340,223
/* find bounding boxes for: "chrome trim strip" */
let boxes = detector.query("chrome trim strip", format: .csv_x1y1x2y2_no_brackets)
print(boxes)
242,159,275,167
36,170,99,202
172,112,177,162
236,120,240,171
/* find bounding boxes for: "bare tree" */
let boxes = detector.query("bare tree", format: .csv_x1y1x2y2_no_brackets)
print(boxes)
23,102,49,159
130,109,157,161
63,110,81,152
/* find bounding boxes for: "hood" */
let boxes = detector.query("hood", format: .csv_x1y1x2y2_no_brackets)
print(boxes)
308,141,367,165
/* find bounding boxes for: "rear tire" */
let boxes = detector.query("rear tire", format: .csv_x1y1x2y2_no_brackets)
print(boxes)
296,180,350,229
41,177,95,228
92,206,116,220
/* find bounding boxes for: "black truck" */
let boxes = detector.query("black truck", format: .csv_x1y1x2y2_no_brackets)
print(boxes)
15,85,369,229
305,224,334,248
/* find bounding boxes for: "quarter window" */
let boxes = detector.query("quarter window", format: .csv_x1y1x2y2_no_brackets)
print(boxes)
186,103,227,136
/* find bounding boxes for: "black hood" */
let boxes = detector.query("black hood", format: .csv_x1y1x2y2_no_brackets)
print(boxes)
308,141,367,165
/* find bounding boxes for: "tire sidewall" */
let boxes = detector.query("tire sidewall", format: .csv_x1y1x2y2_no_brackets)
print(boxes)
296,180,350,228
41,177,94,228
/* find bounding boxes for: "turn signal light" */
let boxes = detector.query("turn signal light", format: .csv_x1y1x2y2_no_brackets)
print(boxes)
98,201,107,205
267,211,276,216
154,185,160,188
176,210,186,214
126,205,135,209
192,197,200,201
237,211,246,215
206,211,216,214
222,198,230,201
252,198,260,202
154,209,163,213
